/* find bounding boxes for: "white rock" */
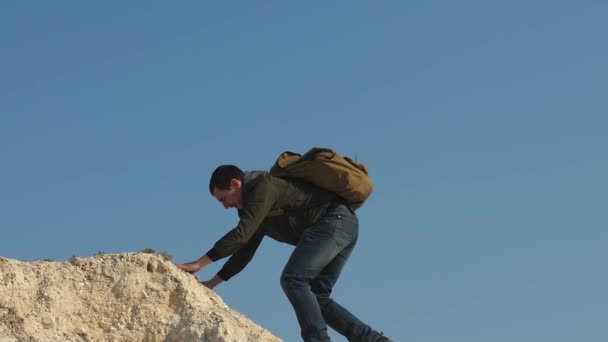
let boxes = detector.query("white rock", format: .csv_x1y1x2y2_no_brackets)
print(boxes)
0,253,281,342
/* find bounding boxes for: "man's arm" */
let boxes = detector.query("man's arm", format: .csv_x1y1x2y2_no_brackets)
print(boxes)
206,177,278,261
201,230,265,289
177,231,264,289
216,230,264,281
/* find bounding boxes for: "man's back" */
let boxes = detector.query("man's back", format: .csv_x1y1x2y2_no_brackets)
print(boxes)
241,171,344,244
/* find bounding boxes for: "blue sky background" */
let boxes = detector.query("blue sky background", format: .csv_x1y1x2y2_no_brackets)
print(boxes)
1,2,606,341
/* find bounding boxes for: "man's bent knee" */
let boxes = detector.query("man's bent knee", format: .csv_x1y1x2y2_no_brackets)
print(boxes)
280,272,310,293
315,293,332,309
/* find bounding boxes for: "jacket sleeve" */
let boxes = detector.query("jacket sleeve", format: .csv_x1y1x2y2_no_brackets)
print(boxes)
206,177,278,261
216,230,264,281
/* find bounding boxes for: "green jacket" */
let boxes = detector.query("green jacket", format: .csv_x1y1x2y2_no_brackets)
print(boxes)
206,171,342,280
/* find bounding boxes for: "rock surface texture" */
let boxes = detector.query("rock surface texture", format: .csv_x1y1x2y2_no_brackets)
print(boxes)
0,253,282,342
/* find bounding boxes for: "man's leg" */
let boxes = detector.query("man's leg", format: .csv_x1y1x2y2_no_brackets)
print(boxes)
280,206,355,342
312,210,384,342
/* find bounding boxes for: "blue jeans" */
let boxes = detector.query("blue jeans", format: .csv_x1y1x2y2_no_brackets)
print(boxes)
280,204,383,342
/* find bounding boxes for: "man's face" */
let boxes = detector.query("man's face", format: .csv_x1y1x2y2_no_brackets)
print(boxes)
212,179,243,209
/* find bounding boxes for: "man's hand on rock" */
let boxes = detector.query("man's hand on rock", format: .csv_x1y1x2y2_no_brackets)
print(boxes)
201,275,224,290
201,280,215,289
175,261,203,274
175,255,213,274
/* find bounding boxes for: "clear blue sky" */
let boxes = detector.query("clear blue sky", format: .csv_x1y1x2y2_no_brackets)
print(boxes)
1,2,606,341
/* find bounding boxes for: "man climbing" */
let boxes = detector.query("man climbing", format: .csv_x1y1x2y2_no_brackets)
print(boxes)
176,158,393,342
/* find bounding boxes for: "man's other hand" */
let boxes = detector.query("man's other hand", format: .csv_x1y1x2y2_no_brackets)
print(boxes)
201,280,215,289
201,275,224,290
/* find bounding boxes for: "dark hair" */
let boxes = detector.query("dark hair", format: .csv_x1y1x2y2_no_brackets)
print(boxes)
209,165,244,194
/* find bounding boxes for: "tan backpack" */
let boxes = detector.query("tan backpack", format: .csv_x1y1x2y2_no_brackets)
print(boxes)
269,147,373,209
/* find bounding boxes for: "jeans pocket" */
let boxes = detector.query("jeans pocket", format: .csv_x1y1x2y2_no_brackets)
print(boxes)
333,215,357,247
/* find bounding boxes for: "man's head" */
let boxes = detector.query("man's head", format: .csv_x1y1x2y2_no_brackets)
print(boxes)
209,165,244,209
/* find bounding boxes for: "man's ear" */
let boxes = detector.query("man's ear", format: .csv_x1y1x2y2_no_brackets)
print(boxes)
230,178,242,190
